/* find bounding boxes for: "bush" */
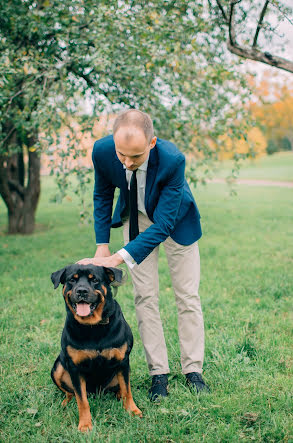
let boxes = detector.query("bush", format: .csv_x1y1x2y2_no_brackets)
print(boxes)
266,139,278,155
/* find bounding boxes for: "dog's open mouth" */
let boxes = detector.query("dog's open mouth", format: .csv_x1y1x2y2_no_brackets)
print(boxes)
72,302,98,317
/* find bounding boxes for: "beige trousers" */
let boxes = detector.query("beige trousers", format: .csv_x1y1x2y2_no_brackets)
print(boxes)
123,213,204,376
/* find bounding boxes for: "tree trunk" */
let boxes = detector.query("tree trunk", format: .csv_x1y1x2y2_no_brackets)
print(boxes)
0,135,41,235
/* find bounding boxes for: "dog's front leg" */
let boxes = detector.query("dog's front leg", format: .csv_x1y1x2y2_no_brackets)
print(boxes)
71,373,92,432
117,368,142,417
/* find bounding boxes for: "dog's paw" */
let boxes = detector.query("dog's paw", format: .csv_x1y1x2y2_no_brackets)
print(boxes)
132,407,143,418
61,395,73,407
78,421,93,432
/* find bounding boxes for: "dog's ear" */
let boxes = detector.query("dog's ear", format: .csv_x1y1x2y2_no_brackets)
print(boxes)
51,267,67,289
103,267,128,287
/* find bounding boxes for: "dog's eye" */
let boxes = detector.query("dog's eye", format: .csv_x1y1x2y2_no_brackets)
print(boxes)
69,278,76,283
92,278,99,284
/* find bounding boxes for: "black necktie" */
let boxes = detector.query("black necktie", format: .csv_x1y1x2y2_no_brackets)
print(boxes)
129,170,139,241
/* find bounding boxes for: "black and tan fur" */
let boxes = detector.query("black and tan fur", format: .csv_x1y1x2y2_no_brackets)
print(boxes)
51,264,141,432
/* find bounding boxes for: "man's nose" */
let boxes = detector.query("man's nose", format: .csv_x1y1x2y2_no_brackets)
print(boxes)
124,158,133,168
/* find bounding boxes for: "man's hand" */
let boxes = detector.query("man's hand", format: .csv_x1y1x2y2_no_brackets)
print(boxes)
77,252,124,268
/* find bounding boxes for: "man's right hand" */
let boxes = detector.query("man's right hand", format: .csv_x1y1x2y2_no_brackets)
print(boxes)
76,244,112,266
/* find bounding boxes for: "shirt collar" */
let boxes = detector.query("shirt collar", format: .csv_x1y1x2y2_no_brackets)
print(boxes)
123,153,150,172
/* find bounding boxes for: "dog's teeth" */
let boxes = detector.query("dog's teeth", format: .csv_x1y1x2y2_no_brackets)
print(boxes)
90,303,97,313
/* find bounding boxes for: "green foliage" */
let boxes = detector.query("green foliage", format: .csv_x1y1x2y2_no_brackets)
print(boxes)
280,136,292,152
267,138,292,156
265,137,292,156
0,1,253,188
266,139,279,155
0,177,292,441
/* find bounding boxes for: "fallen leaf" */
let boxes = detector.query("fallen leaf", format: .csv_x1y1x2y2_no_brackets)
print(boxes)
27,408,38,415
241,412,259,425
179,409,189,416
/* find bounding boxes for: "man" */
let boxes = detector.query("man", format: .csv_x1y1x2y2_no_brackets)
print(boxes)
79,109,209,400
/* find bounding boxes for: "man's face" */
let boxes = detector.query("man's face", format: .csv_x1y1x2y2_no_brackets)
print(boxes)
114,127,157,171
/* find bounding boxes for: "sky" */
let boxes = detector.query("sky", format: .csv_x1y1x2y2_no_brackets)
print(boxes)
243,0,292,82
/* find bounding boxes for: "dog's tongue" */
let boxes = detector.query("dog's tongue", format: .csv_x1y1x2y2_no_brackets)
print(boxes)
76,302,91,317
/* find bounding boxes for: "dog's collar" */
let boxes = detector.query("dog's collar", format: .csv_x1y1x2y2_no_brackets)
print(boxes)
99,317,109,325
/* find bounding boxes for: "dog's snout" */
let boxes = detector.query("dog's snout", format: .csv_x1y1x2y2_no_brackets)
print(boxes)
76,287,89,298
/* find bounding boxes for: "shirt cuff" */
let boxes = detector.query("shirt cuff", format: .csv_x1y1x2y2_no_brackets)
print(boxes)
117,248,136,269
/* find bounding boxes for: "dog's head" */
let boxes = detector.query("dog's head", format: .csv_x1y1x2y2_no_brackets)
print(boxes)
51,264,126,325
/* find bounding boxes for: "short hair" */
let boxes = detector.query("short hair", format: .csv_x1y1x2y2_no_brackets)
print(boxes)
113,109,154,143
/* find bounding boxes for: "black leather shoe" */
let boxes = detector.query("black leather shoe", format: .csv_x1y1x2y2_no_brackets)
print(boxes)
148,374,168,402
185,372,210,393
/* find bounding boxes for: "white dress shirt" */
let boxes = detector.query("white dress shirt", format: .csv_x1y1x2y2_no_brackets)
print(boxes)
97,155,150,269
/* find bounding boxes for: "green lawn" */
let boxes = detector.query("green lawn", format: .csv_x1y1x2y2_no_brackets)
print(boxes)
0,176,292,442
213,151,293,181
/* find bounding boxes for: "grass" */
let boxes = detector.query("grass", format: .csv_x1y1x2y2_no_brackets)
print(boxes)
213,151,293,182
0,169,293,442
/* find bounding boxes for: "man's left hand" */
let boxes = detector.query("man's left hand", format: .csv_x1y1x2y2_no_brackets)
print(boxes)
77,253,124,268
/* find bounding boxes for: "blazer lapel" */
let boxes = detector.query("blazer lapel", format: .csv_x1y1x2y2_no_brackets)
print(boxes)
145,145,158,212
114,157,128,211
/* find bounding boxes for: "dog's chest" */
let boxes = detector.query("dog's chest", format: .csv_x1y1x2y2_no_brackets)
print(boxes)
66,342,128,368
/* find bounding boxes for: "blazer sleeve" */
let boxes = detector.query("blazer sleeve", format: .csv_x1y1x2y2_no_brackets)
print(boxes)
123,154,185,264
92,143,115,244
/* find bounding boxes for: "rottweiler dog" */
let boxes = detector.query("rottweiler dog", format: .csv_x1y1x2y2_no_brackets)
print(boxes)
51,264,142,432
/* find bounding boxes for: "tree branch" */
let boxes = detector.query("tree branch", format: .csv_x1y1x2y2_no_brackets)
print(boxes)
1,127,16,145
0,156,14,212
27,148,41,206
224,0,293,74
227,42,293,73
8,89,24,104
253,0,270,47
67,64,115,103
78,20,94,30
215,0,228,23
228,1,238,46
8,179,25,198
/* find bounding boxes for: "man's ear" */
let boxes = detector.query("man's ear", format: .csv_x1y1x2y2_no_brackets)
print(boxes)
51,267,67,289
150,136,157,149
103,267,128,287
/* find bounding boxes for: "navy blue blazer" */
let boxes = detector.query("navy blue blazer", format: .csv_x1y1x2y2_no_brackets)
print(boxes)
92,135,202,264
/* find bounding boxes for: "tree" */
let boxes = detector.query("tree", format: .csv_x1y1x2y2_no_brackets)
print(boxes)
217,126,267,159
249,73,293,151
1,0,254,234
210,0,293,73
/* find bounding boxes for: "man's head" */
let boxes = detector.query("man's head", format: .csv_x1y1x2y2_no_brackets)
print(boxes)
113,110,157,170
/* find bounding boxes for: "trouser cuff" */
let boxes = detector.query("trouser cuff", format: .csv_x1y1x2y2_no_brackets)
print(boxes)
149,369,170,376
